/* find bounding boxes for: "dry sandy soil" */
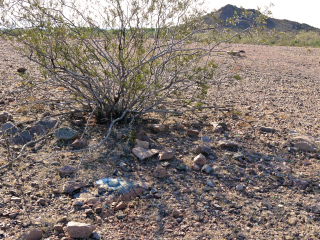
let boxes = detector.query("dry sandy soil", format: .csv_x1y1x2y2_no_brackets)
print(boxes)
0,40,320,240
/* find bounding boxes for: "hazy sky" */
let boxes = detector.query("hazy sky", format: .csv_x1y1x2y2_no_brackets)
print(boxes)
204,1,320,29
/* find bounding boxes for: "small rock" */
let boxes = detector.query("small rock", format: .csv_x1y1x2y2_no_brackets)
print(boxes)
287,217,297,225
150,124,166,133
193,153,207,167
62,181,86,193
73,119,84,126
58,165,76,175
236,184,244,191
259,126,277,133
0,112,12,123
66,222,95,238
29,124,46,137
117,214,127,219
213,204,222,210
72,138,87,148
202,136,212,143
53,224,63,232
172,209,182,218
202,165,214,174
92,232,100,240
11,130,33,145
311,204,320,214
135,139,149,149
85,209,94,215
207,179,215,187
233,152,244,160
17,67,27,74
187,129,199,137
20,228,43,240
211,122,228,132
54,127,79,140
153,165,167,178
218,140,239,148
294,142,315,152
36,117,57,130
11,196,22,203
195,145,212,155
292,179,308,190
132,146,159,160
36,198,46,206
114,201,127,210
191,163,201,171
1,122,18,135
158,149,175,160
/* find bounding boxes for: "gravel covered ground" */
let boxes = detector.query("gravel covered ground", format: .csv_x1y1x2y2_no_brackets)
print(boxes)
0,40,320,240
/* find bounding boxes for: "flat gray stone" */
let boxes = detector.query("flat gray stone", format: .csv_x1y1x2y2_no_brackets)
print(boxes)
54,127,79,140
11,130,33,145
294,141,315,152
36,117,57,130
201,165,214,174
1,122,18,135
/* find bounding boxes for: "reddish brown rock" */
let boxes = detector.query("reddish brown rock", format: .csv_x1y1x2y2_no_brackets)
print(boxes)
191,163,201,171
20,228,43,240
58,165,76,175
218,140,239,148
187,129,200,137
72,138,87,148
66,222,95,238
153,165,167,178
193,153,207,167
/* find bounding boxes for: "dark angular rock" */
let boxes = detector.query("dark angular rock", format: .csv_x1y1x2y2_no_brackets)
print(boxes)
11,130,33,145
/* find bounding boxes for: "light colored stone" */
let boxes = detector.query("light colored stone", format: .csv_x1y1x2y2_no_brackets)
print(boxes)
114,201,127,210
158,149,175,160
150,124,166,133
66,221,95,238
193,153,207,167
20,228,43,240
11,196,22,203
62,181,86,193
132,146,159,160
236,184,244,191
54,127,79,140
135,139,149,149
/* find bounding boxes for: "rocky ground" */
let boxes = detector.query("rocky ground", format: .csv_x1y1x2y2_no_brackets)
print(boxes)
0,40,320,240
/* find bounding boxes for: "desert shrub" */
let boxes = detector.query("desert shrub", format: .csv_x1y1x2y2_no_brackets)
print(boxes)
0,0,265,124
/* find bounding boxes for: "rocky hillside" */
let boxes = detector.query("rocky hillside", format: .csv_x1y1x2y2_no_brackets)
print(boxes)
204,4,320,33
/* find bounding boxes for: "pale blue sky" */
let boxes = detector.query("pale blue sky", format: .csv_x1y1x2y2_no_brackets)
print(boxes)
204,1,320,29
